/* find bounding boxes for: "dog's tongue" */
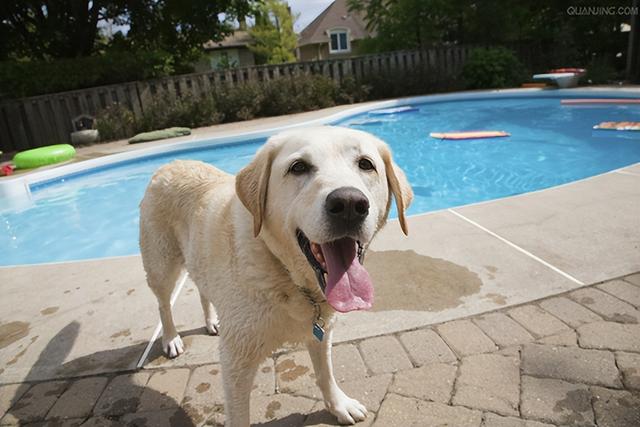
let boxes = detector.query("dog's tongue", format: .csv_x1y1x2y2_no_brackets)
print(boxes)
321,238,373,312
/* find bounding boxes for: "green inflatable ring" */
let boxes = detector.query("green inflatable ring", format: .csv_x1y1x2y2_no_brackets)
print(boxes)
13,144,76,169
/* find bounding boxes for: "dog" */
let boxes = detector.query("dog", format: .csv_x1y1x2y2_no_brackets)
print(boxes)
139,126,413,426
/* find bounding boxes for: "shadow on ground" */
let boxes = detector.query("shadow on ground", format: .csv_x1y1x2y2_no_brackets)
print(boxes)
3,322,339,426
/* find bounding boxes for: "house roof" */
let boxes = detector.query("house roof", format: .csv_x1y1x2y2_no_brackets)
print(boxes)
203,31,252,50
298,0,372,47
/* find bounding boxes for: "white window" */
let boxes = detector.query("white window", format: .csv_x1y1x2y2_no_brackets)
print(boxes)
328,28,350,53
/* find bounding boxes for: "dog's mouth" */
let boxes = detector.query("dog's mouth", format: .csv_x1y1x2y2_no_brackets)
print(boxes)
296,230,373,313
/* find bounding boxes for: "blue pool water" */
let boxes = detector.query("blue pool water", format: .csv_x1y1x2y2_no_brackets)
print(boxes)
2,93,640,266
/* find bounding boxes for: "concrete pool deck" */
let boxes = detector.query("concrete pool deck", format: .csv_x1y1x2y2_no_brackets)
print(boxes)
1,99,640,425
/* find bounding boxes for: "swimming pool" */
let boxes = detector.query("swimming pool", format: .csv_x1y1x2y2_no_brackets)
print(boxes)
1,89,639,266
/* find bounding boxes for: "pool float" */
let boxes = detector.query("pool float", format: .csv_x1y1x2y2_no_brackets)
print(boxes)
1,163,14,176
369,106,418,115
593,121,640,131
549,68,586,74
430,131,510,140
348,119,384,126
561,99,640,105
13,144,76,169
129,127,191,144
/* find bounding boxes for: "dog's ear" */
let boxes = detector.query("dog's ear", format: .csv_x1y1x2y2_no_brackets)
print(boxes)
378,144,413,235
236,144,275,237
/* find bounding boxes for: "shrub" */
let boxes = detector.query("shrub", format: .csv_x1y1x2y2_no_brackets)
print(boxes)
96,97,220,142
136,97,221,133
94,71,454,142
337,76,371,104
213,82,265,122
462,47,527,89
260,75,339,116
0,50,180,98
95,103,136,141
582,56,618,85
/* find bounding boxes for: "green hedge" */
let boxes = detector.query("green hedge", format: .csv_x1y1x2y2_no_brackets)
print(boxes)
96,75,364,141
95,69,465,142
462,47,527,89
0,51,181,98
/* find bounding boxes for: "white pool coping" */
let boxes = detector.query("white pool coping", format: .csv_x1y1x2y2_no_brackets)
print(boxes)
2,87,639,209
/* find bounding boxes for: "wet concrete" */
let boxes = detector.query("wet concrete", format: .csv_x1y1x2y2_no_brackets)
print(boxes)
0,257,159,384
367,250,482,312
0,322,30,350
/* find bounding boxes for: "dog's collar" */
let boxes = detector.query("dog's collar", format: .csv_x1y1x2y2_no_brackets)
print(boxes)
279,262,328,342
297,285,327,342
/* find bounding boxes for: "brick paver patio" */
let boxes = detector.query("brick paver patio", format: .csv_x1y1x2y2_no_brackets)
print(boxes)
2,273,639,426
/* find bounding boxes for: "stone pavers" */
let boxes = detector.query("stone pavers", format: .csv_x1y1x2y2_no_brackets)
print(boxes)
137,368,190,412
181,364,225,425
93,372,150,417
577,321,640,352
522,344,621,388
538,296,602,328
358,336,413,374
616,352,640,390
508,305,571,337
332,344,368,382
398,329,457,366
375,394,482,427
597,279,640,308
436,319,497,356
624,273,640,287
452,353,520,416
0,380,67,424
482,413,555,427
47,377,108,420
591,386,640,427
537,330,577,346
473,312,534,347
520,376,594,426
1,275,640,426
390,363,456,403
569,288,640,323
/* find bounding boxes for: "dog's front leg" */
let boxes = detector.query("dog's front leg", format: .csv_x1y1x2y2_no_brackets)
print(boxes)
306,329,367,424
221,350,258,427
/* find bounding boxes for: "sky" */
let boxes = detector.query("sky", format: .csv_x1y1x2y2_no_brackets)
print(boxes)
288,0,334,32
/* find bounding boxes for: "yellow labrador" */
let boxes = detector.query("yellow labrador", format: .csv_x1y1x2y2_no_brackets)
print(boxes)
139,126,412,426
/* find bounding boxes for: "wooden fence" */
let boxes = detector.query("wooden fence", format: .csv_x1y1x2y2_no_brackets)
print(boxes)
0,46,472,152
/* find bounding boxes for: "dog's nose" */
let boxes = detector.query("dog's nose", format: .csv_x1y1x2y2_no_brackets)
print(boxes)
325,187,369,226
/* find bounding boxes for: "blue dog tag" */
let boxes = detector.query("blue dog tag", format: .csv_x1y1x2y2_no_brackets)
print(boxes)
313,322,325,342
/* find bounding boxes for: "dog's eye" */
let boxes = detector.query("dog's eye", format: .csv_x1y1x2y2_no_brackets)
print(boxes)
289,160,310,175
358,158,375,171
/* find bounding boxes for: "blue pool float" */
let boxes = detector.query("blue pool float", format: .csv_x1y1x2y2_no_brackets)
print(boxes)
348,119,384,126
369,106,419,115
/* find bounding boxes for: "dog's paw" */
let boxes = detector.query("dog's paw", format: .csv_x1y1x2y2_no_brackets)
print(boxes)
162,335,184,358
327,394,367,425
205,319,219,335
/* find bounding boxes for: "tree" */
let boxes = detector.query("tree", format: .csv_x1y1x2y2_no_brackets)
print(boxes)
348,0,458,52
125,0,256,68
0,0,125,60
0,0,257,63
248,0,297,64
348,0,631,76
